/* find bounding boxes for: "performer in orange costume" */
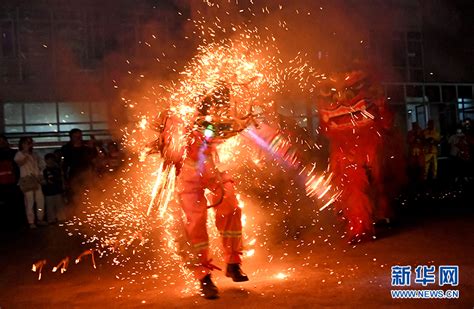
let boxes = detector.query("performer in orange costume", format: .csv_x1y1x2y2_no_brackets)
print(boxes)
151,84,251,299
316,71,404,243
149,82,338,298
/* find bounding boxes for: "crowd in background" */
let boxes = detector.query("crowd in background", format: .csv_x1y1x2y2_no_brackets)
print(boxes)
2,119,474,231
0,129,124,230
407,118,474,184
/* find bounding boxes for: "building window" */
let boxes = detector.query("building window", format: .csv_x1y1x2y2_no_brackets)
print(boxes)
406,31,423,82
59,102,91,124
392,43,406,67
425,86,441,103
391,30,424,82
2,101,109,143
385,85,404,103
25,103,57,124
457,86,473,121
441,86,457,103
4,103,23,126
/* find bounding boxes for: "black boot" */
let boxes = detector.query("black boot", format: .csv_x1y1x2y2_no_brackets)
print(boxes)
225,264,249,282
200,274,219,299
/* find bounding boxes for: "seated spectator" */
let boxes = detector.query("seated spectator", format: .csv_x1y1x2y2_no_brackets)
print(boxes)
43,153,66,223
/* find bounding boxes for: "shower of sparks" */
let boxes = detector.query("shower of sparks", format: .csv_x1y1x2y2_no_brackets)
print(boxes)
147,161,176,217
61,0,351,298
275,272,289,280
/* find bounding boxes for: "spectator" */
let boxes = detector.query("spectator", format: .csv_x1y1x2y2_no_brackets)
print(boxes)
43,153,66,223
89,136,107,176
448,128,470,183
407,122,424,182
423,120,440,180
61,128,96,204
14,137,46,229
106,142,124,173
463,118,474,179
463,117,472,132
0,135,22,229
53,149,63,165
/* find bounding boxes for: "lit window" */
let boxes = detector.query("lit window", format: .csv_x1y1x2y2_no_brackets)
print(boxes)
59,102,90,123
4,103,22,125
25,103,56,124
2,102,109,140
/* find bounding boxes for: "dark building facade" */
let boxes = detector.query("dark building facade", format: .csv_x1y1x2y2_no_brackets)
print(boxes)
0,0,180,146
0,0,473,151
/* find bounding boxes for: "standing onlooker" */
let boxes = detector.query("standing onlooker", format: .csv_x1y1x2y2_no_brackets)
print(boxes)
423,120,440,180
107,142,124,173
53,149,63,165
43,153,66,223
0,135,22,229
448,128,470,183
61,128,95,205
407,122,424,182
14,137,46,228
463,118,474,179
89,136,107,176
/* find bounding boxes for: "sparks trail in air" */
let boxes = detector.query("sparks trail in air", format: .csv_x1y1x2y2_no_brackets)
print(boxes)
61,0,347,297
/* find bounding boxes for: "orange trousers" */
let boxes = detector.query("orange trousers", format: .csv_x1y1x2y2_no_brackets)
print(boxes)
176,162,243,280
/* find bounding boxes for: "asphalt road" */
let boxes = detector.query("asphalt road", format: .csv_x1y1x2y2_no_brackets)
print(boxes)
0,185,473,309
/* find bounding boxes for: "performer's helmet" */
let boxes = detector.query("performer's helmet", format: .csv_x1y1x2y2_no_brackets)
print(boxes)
198,82,231,116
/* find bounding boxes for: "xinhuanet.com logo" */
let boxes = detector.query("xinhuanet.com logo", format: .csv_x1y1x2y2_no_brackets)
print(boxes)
390,265,460,299
391,289,459,299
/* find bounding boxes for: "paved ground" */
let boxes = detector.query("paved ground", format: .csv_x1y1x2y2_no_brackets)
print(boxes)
0,184,473,308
